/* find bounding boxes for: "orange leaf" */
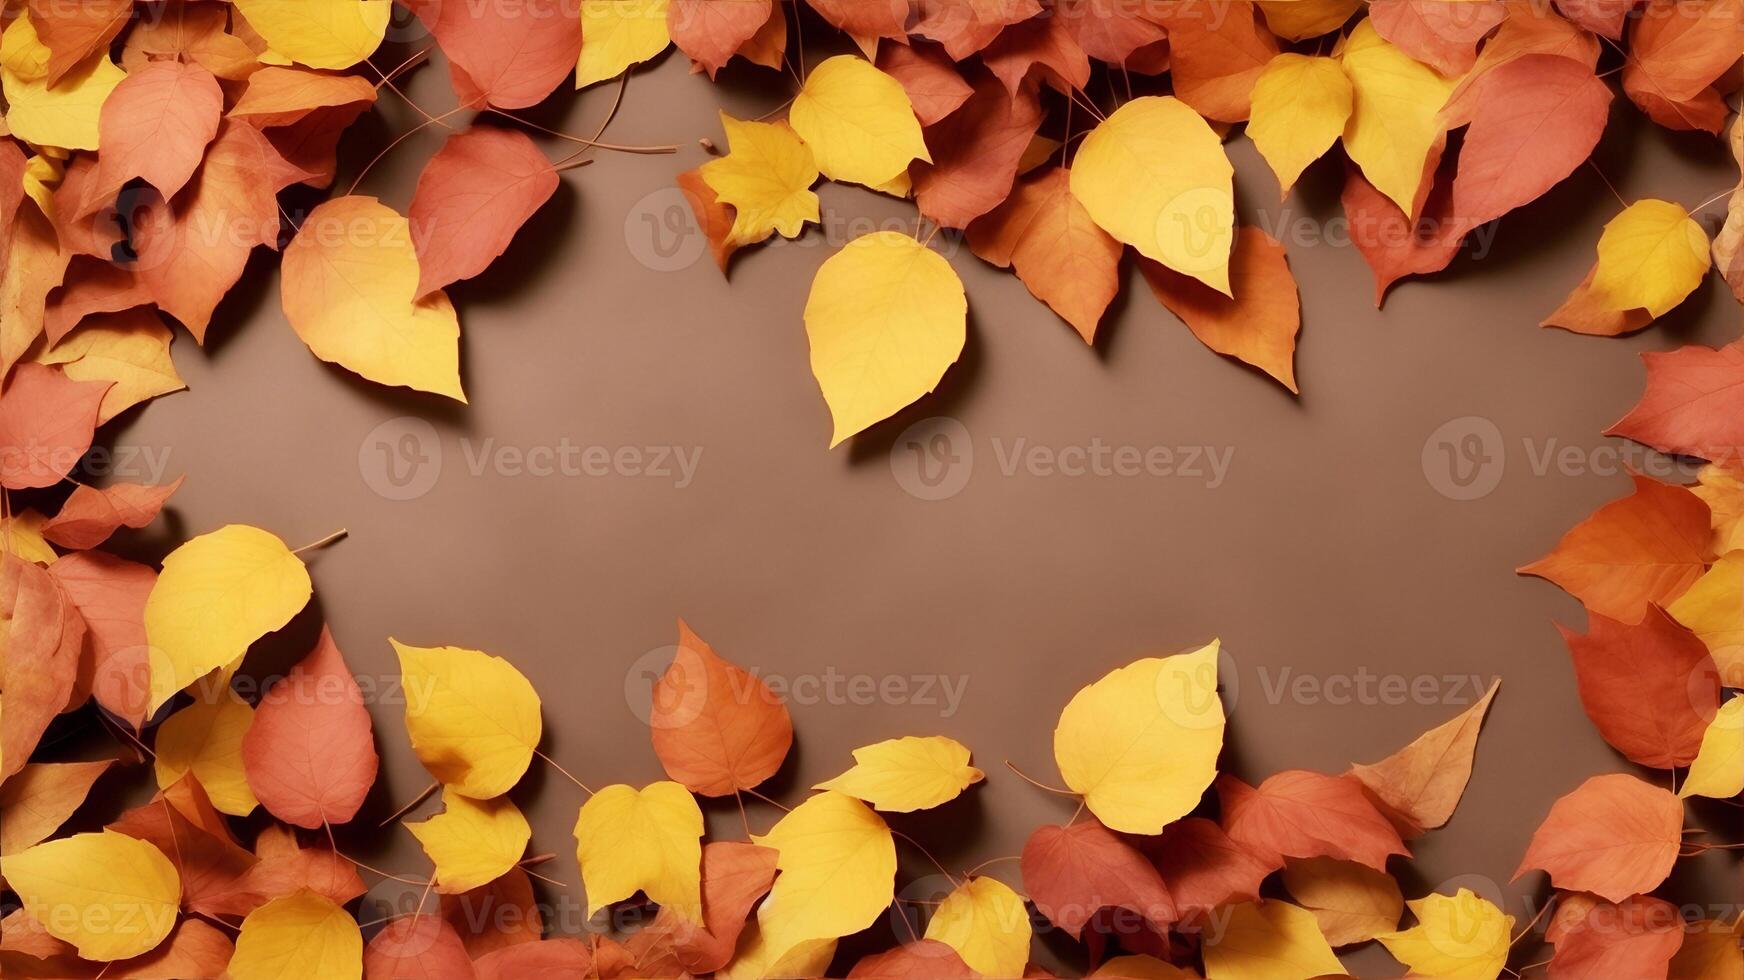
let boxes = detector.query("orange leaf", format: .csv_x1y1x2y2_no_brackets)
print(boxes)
0,759,114,854
363,916,475,980
1518,473,1713,623
1607,343,1744,464
403,0,581,110
913,73,1043,229
982,14,1090,98
1514,772,1682,903
966,166,1121,343
26,0,132,86
1346,678,1498,837
1340,151,1463,306
48,551,154,728
440,868,544,958
877,42,975,126
650,619,792,796
0,364,110,490
1550,895,1685,978
0,555,85,781
42,477,183,550
1543,262,1656,336
241,627,379,828
637,841,778,973
1155,0,1279,122
1145,816,1278,924
1217,770,1409,873
409,126,559,298
676,168,740,273
84,61,223,213
1369,0,1505,75
1141,226,1301,393
473,938,595,979
1021,821,1176,940
847,940,978,977
1559,607,1721,768
668,0,772,78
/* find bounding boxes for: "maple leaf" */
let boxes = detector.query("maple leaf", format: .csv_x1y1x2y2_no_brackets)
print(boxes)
1607,342,1744,463
700,114,820,247
1146,817,1278,924
912,0,1041,59
1514,772,1682,902
409,126,560,297
981,11,1090,96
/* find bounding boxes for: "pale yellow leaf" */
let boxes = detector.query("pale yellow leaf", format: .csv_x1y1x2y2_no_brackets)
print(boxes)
576,0,671,88
923,876,1032,978
813,735,983,812
1377,888,1513,980
1249,54,1353,198
1340,18,1456,219
154,689,258,816
408,787,532,893
789,55,929,187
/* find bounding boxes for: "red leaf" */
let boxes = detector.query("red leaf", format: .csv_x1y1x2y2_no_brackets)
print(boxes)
982,14,1090,98
42,477,183,550
912,0,1042,59
440,868,544,958
1021,822,1176,940
409,127,560,298
1607,342,1744,464
650,619,793,796
669,0,773,78
1542,262,1656,337
1144,816,1278,924
364,916,477,980
1448,54,1613,235
1369,0,1506,75
914,72,1043,229
1217,771,1410,873
84,61,223,213
1514,773,1682,903
404,0,581,110
228,67,375,190
48,551,154,728
847,940,978,977
668,841,778,973
1551,895,1686,979
1517,474,1713,624
44,258,153,349
1341,151,1464,306
805,0,908,40
1056,0,1168,65
0,555,84,780
877,42,975,126
0,364,110,491
242,627,380,828
473,938,595,980
1140,226,1301,393
202,824,367,916
1559,607,1721,768
27,0,132,86
1554,0,1636,37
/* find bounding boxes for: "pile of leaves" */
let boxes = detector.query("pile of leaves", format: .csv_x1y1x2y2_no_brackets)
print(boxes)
1,0,1743,976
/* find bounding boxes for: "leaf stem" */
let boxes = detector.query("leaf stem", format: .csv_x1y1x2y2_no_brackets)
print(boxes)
292,528,349,555
1002,759,1076,796
534,748,594,795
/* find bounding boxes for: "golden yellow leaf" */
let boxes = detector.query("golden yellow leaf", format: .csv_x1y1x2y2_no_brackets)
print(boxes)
813,735,983,812
1693,465,1744,555
21,153,61,222
408,787,532,894
2,46,126,151
1282,857,1404,946
1249,54,1353,198
751,790,896,957
718,918,837,980
1203,900,1347,979
154,689,258,816
39,316,186,424
231,0,390,69
392,639,543,800
0,14,50,81
804,231,965,447
144,524,311,713
576,0,671,89
229,890,362,980
282,195,465,401
1378,888,1512,980
1668,920,1744,979
1070,95,1235,295
1591,199,1712,317
1052,640,1224,834
0,830,180,961
572,781,703,921
923,876,1032,977
1680,696,1743,800
789,55,929,187
1257,0,1361,39
701,113,820,247
1340,18,1456,219
1091,955,1198,978
1669,552,1744,679
1,509,56,565
0,760,113,854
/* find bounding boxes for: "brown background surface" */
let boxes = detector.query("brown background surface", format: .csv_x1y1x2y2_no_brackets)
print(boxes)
81,37,1744,976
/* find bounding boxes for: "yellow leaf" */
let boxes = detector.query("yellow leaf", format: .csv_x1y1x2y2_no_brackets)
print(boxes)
1091,955,1198,978
1257,0,1362,40
408,787,532,894
229,890,362,980
804,231,965,447
1668,552,1744,679
144,524,311,713
1378,888,1513,980
282,195,465,401
1070,95,1235,295
789,55,929,187
1340,18,1456,219
1282,857,1404,946
0,14,49,81
154,689,259,816
1249,54,1353,198
22,153,62,220
572,781,703,921
1680,696,1743,800
718,918,837,980
392,639,542,800
814,735,983,812
1052,640,1224,834
231,0,389,69
1693,465,1744,555
577,0,671,89
751,790,896,956
1,830,179,961
1,509,56,565
923,876,1032,978
2,48,126,151
1591,199,1711,317
1203,900,1347,979
1668,920,1744,979
700,113,820,247
39,316,186,424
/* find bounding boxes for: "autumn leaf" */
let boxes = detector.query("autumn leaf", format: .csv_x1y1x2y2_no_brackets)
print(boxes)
790,55,929,188
38,309,188,424
923,876,1032,977
473,938,596,978
1514,772,1682,902
1680,695,1743,800
1590,199,1712,317
1621,0,1742,134
48,551,154,728
1140,226,1302,393
912,72,1043,229
41,478,182,550
813,735,983,812
144,524,311,712
1377,887,1514,980
1,830,181,961
25,0,132,85
0,363,110,490
0,759,113,854
578,0,672,89
1368,0,1505,75
1543,263,1657,336
667,0,772,78
439,868,544,957
846,940,976,978
721,920,837,980
409,126,560,298
877,42,974,125
242,627,379,828
363,916,475,980
700,113,820,247
966,166,1121,343
1282,857,1403,946
393,639,543,799
84,61,223,211
1053,641,1224,834
1518,473,1713,623
981,13,1091,97
410,787,533,893
1201,900,1346,980
1341,18,1457,219
650,619,792,796
1021,820,1176,939
1257,0,1363,40
1071,96,1235,295
1606,342,1744,464
155,690,260,816
1249,54,1353,198
1148,817,1277,923
231,0,389,70
1157,0,1280,123
648,841,778,973
1346,678,1498,836
1551,895,1685,978
228,890,363,980
1218,769,1410,872
574,781,704,921
282,195,466,401
1668,920,1744,979
1560,607,1721,768
405,0,580,109
751,790,896,957
805,231,967,446
108,778,257,917
0,555,83,780
0,43,125,151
